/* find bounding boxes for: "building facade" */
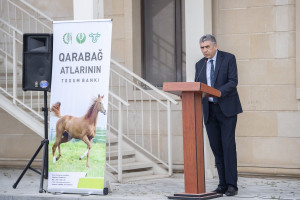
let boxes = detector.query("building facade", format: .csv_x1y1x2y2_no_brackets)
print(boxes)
0,0,300,177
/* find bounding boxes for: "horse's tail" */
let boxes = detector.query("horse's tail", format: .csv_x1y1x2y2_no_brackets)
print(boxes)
50,102,62,118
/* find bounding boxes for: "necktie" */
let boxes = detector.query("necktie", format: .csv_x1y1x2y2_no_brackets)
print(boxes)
210,60,215,87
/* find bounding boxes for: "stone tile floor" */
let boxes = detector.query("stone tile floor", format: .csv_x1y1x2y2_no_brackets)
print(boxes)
1,168,300,199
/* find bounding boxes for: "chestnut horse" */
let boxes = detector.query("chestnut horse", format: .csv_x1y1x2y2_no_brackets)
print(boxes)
51,94,106,168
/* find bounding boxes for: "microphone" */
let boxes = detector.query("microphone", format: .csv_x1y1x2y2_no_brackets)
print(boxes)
195,59,207,82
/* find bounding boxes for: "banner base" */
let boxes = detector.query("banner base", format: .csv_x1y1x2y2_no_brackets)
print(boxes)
47,187,109,195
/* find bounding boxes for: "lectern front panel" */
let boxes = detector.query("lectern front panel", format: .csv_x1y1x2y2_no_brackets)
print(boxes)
181,92,205,194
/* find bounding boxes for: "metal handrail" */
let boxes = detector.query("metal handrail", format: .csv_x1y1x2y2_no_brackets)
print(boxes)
0,88,44,120
109,91,129,106
109,62,176,175
110,68,167,106
16,0,53,22
0,19,23,35
107,91,129,182
7,0,52,31
111,59,178,105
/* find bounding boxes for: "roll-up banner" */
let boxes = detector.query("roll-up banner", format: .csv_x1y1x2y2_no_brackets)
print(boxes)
48,19,112,195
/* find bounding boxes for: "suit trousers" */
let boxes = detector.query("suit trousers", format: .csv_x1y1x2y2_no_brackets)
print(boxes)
205,102,238,189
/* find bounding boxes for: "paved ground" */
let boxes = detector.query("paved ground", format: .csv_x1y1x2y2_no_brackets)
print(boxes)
1,168,300,200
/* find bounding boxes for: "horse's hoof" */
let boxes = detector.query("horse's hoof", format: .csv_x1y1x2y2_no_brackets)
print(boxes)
79,157,82,160
53,157,56,163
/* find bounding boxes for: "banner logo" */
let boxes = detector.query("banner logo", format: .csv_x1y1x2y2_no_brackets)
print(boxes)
89,33,101,43
63,33,72,44
76,33,86,44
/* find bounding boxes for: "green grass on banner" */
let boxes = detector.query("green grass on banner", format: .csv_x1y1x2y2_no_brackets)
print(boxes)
49,129,106,177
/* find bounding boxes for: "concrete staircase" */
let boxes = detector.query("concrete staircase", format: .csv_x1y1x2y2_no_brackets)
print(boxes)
0,52,168,183
0,54,45,136
105,136,168,182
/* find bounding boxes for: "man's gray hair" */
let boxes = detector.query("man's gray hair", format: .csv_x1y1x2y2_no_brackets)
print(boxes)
199,34,217,44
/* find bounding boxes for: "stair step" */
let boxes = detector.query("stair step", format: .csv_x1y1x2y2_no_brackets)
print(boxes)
0,64,13,70
108,161,153,172
106,145,118,151
106,137,118,144
106,149,135,158
0,71,13,76
106,157,135,165
123,174,169,182
0,82,22,89
122,169,154,179
0,72,21,80
122,162,153,171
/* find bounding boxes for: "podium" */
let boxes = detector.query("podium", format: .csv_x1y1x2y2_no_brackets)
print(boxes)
163,82,222,200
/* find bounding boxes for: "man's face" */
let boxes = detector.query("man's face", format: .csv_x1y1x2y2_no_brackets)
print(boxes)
200,41,218,59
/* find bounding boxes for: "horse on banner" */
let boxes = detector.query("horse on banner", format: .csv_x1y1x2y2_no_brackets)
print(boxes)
51,94,106,168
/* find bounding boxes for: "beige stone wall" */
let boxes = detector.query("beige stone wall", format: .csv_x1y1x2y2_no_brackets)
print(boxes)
24,0,73,21
0,108,43,167
297,1,300,98
104,0,142,74
213,0,300,175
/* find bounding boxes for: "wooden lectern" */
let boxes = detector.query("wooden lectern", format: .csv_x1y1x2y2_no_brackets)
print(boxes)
163,82,222,200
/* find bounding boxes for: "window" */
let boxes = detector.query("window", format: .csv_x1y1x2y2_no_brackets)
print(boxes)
142,0,185,88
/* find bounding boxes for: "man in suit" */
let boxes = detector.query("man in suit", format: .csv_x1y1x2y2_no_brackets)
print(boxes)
194,34,242,196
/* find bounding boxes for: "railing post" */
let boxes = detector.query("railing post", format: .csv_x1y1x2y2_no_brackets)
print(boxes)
167,100,173,176
12,30,17,104
118,101,123,182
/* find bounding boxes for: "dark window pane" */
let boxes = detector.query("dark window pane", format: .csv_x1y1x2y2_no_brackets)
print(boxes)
143,0,178,87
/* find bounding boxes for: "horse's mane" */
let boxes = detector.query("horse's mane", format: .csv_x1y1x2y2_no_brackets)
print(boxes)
84,97,99,119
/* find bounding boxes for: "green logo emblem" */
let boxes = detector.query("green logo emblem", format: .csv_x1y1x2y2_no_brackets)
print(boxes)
89,33,101,43
76,33,86,44
63,33,72,44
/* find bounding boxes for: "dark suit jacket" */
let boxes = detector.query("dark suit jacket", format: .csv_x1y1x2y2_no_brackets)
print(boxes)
195,50,243,123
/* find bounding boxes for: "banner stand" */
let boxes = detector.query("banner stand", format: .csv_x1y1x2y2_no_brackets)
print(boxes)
48,19,112,195
13,91,49,193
